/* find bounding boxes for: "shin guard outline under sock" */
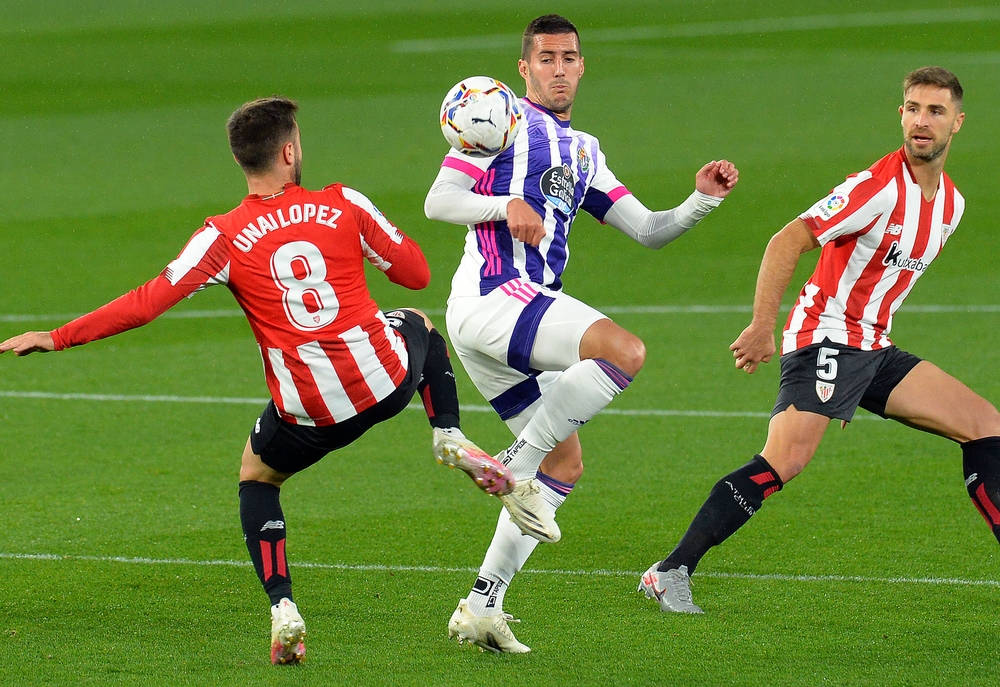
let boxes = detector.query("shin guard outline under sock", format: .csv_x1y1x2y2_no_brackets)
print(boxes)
418,328,461,430
962,436,1000,544
240,480,293,605
660,454,782,574
505,358,631,480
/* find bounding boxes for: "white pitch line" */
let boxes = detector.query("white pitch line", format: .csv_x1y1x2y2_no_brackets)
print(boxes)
393,7,1000,52
0,391,881,420
3,304,1000,324
0,390,270,405
0,390,887,421
2,552,997,588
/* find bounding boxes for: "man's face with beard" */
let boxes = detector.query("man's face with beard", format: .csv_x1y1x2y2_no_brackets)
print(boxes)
900,85,964,164
518,32,584,120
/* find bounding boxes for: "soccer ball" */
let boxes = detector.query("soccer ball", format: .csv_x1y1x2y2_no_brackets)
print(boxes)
440,76,523,157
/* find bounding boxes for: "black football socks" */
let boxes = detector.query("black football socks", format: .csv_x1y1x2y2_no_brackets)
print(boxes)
418,328,461,430
659,454,783,574
240,480,293,605
962,436,1000,544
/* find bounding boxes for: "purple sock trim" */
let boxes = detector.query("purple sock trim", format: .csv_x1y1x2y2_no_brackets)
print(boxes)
594,358,632,391
535,470,574,497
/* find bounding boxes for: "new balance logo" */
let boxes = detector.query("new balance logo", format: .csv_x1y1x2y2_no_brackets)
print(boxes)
965,472,979,487
882,241,928,273
260,520,285,532
254,418,261,434
886,223,904,235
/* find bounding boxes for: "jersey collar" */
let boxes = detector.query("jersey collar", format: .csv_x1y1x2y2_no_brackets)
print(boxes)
523,98,572,128
247,182,300,202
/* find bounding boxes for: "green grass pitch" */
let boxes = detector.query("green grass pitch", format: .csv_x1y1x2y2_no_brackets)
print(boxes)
2,1,999,684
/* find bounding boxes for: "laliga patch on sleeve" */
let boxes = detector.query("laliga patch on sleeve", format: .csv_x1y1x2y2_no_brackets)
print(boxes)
815,193,849,220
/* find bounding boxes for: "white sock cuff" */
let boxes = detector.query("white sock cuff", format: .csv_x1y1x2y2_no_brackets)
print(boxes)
535,470,574,510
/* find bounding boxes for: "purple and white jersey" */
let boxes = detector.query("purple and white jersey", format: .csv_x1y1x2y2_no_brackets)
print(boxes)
442,98,631,297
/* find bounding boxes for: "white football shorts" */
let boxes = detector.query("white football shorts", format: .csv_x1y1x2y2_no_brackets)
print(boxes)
446,278,607,433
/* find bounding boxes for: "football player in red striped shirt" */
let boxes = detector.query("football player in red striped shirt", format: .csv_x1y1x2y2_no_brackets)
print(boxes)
639,67,1000,614
0,97,513,663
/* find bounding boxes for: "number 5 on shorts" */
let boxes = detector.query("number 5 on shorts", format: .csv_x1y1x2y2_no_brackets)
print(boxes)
817,346,839,381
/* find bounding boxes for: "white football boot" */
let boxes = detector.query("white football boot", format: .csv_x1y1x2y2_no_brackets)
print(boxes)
448,598,530,653
270,598,307,665
638,563,704,614
499,478,561,543
433,427,515,496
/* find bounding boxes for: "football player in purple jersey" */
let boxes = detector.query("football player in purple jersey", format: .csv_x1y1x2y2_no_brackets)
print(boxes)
424,14,738,652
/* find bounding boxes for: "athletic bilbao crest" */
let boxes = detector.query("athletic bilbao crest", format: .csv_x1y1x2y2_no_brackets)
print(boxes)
816,381,835,403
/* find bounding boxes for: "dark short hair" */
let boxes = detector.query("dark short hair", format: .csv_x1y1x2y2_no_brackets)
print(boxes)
903,66,963,109
521,14,580,60
226,97,299,174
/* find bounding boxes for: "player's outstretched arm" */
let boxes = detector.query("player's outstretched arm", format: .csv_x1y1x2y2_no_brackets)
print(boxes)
34,275,189,352
602,160,740,250
0,331,55,356
731,219,819,374
4,225,228,355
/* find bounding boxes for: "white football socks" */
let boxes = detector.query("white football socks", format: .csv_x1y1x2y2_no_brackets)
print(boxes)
467,474,572,616
503,359,630,481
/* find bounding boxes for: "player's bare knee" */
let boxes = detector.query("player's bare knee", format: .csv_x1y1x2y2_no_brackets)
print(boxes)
968,400,1000,441
610,335,645,378
239,464,287,486
773,459,806,483
763,448,813,483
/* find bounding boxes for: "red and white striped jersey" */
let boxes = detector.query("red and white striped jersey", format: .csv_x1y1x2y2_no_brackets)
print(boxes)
783,148,964,354
52,183,430,426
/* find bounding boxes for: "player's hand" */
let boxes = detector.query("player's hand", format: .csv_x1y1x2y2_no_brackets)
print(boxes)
0,331,55,356
729,320,775,374
506,198,545,247
695,160,739,198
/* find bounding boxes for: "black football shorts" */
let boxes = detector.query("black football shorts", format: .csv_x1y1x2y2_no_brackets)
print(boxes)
250,309,429,474
772,340,922,422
